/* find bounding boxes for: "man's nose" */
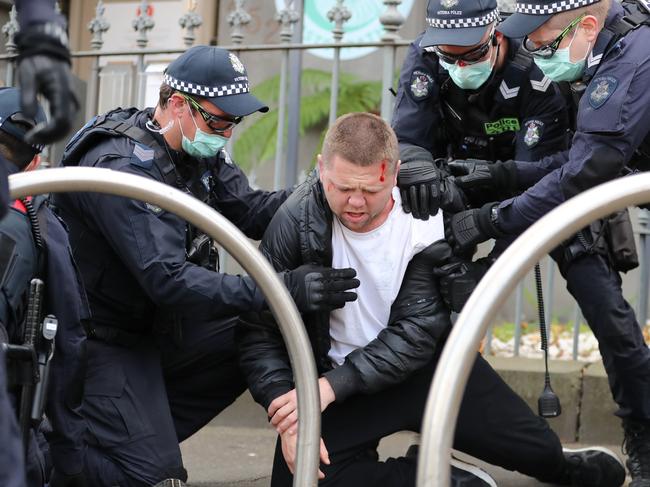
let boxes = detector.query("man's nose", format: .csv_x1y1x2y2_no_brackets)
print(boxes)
348,192,365,207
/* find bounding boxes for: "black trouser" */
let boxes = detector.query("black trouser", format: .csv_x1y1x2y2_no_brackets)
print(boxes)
271,354,566,487
0,347,26,487
82,317,248,487
554,252,650,420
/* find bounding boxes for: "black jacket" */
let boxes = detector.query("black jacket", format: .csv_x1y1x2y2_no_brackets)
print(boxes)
238,171,454,409
56,107,291,336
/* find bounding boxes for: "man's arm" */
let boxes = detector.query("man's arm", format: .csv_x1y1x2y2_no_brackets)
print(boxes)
73,160,266,317
237,191,306,409
391,35,444,154
43,209,88,480
323,240,454,402
212,151,293,241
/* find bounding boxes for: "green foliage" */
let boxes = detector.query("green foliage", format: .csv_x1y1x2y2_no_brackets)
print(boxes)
233,69,382,172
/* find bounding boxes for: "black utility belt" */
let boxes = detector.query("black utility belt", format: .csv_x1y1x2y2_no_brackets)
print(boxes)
85,322,145,347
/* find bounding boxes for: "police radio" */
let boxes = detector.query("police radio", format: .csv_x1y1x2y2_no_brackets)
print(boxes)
534,264,562,418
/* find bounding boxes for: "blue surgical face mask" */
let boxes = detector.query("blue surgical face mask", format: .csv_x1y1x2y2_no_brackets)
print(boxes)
180,110,228,159
533,30,591,82
440,44,497,91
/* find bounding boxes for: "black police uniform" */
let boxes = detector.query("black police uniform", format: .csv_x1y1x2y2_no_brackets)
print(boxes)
493,0,650,425
0,347,25,487
1,185,89,485
392,34,570,163
54,102,290,486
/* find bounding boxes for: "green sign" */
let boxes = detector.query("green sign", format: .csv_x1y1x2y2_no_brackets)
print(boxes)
484,117,520,135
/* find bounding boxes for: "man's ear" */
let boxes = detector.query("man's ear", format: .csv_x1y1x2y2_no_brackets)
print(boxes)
580,15,600,41
168,93,187,119
394,160,401,183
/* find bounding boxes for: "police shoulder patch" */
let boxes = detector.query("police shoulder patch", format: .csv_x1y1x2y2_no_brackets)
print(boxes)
130,142,155,169
410,70,434,99
523,119,544,148
588,75,618,109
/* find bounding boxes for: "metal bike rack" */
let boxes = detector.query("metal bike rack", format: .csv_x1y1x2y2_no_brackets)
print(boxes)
9,167,321,487
417,173,650,487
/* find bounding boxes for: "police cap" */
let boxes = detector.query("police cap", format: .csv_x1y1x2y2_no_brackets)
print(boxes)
163,45,268,118
421,0,500,48
498,0,602,38
0,87,47,153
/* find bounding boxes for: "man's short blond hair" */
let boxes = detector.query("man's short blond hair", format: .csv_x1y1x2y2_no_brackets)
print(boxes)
321,112,399,173
547,0,612,29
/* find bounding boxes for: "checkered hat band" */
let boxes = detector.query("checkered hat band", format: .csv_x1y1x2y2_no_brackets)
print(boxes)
426,9,499,29
163,74,250,97
516,0,599,15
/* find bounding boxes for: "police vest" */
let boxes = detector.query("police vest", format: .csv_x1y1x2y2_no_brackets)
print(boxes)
438,48,538,161
59,108,220,342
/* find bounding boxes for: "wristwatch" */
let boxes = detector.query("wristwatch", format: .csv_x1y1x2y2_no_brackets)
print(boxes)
490,204,501,230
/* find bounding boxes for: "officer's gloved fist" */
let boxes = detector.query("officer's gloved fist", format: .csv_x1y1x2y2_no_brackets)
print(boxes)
433,258,490,313
445,203,504,255
282,264,360,313
15,23,79,145
448,159,518,191
48,470,88,487
439,176,469,213
398,145,441,220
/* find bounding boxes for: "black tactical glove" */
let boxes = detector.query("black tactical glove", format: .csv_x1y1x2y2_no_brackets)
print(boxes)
445,203,504,255
282,264,360,313
15,22,79,145
439,176,469,213
448,159,518,191
433,258,490,312
49,470,88,487
398,145,441,220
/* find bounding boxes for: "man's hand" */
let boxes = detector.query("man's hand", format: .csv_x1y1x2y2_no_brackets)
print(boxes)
282,265,360,313
448,159,518,191
398,145,441,220
48,470,87,487
439,176,469,213
268,378,336,435
280,430,330,479
15,23,79,145
433,258,490,312
445,203,503,255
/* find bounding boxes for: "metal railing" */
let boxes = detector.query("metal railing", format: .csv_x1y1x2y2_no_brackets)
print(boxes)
9,167,322,487
417,173,650,487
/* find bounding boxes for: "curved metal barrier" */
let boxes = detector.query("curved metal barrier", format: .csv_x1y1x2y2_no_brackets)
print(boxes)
9,167,321,487
417,173,650,487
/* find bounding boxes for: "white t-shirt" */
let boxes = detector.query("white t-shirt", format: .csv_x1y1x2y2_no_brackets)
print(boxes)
328,188,445,366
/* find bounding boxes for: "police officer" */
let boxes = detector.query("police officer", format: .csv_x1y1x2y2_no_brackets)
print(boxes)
444,1,650,485
54,46,359,487
0,87,88,487
392,0,570,221
0,0,79,218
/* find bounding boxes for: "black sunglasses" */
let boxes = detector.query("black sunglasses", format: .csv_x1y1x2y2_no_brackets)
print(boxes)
181,93,242,134
431,27,496,65
522,14,586,59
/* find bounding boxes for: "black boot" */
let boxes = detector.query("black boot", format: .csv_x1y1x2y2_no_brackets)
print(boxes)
623,418,650,487
555,447,625,487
